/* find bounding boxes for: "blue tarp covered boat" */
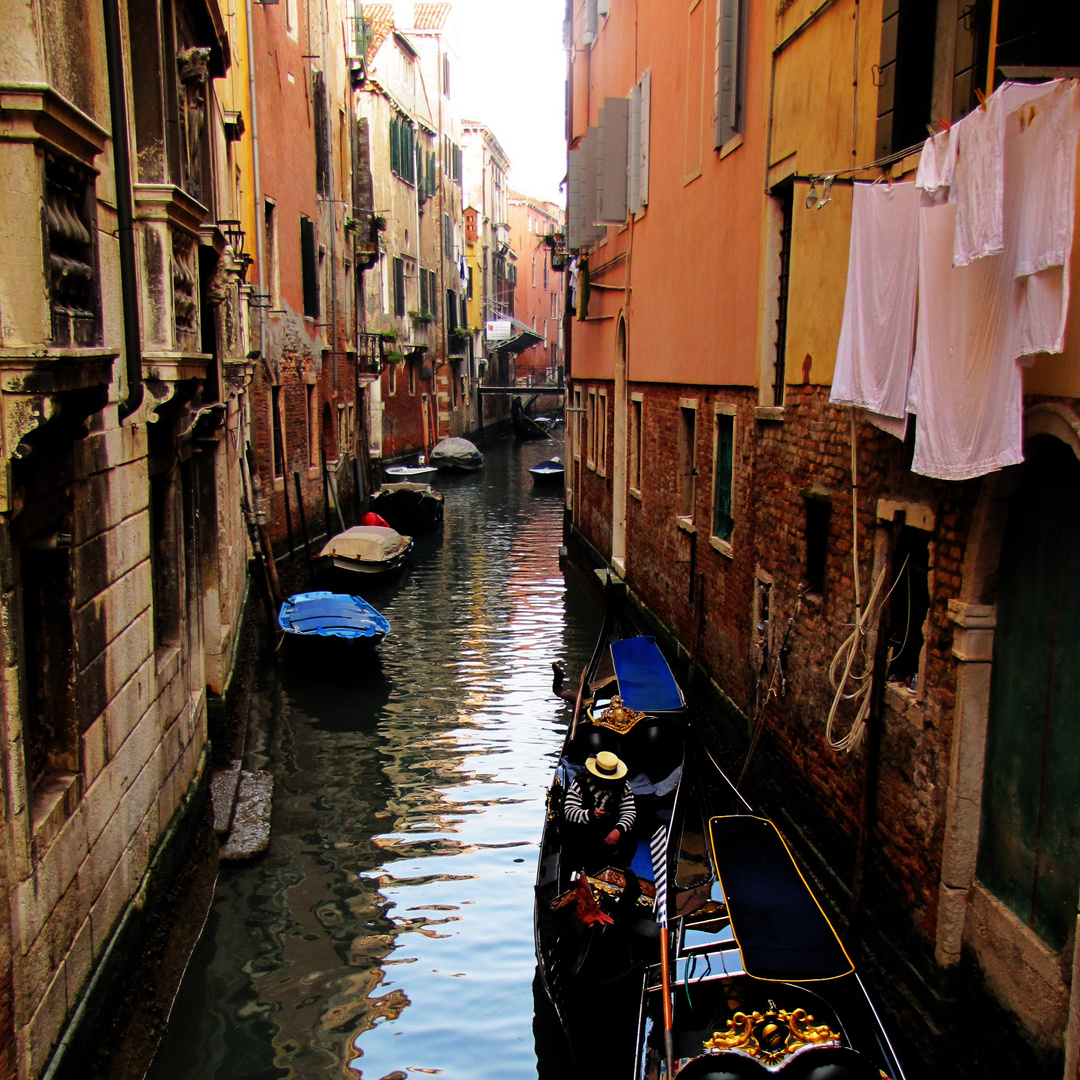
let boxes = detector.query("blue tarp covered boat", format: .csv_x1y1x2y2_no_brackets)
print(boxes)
278,591,390,654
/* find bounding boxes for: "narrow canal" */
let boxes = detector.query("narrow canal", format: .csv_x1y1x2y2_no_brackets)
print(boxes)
147,430,599,1080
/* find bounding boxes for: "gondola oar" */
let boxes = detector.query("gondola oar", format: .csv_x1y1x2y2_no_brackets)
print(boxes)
568,664,588,743
650,824,675,1078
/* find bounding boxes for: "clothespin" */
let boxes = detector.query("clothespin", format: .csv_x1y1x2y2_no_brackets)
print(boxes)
975,86,988,110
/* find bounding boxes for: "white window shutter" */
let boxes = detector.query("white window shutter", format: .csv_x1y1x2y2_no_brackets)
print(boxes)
628,84,641,216
639,69,651,208
568,145,584,249
596,97,629,225
584,0,598,46
581,126,606,244
716,0,739,147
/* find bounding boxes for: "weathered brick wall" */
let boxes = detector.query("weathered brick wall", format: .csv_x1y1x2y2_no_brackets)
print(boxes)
576,378,987,962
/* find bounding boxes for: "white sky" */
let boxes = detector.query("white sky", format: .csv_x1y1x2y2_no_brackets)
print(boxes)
450,0,567,207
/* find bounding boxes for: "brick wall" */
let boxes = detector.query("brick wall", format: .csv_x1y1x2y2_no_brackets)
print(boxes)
574,378,988,963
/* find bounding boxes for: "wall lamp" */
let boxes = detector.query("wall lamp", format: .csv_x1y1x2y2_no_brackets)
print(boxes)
218,218,252,279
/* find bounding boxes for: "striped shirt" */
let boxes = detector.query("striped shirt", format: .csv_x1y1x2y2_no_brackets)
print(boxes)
563,776,637,836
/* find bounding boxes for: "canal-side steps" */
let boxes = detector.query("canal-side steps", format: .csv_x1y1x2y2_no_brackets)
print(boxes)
211,761,273,859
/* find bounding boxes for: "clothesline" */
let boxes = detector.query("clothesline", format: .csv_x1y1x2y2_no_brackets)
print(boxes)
831,78,1080,481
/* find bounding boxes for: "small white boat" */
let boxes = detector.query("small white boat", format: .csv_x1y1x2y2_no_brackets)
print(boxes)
314,525,414,579
385,463,438,478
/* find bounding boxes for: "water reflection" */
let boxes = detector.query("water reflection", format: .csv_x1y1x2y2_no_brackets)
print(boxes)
149,431,601,1080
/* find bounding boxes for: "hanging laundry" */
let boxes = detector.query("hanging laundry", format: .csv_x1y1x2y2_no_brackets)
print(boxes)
830,181,920,424
952,80,1064,267
914,124,958,205
909,202,1023,480
1009,82,1080,358
1012,80,1080,278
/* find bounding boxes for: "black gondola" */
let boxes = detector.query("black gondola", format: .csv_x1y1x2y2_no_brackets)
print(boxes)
635,739,907,1080
512,396,555,441
535,594,687,1073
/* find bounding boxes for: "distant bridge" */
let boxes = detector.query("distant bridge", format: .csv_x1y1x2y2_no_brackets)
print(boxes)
477,384,565,395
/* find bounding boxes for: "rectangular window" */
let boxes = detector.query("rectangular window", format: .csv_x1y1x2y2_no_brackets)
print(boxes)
419,266,429,315
886,524,931,689
712,408,735,544
408,359,416,395
684,0,706,178
271,385,285,479
805,497,831,594
629,395,643,494
628,69,652,215
264,198,279,307
390,115,416,183
573,387,583,461
875,0,938,157
307,384,317,466
313,70,329,195
393,257,406,317
678,402,697,520
597,390,608,476
715,0,748,148
388,355,397,396
586,388,596,469
773,185,793,407
444,213,453,259
300,215,319,317
446,288,459,331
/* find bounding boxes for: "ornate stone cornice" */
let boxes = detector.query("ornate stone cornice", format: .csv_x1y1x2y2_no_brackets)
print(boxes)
0,84,107,167
133,184,209,239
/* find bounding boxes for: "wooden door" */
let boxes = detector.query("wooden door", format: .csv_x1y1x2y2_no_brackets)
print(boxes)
978,437,1080,950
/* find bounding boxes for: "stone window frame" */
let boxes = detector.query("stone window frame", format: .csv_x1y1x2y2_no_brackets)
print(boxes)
873,498,935,706
586,388,597,471
572,386,584,463
629,392,644,501
710,402,736,558
676,397,698,530
596,388,609,477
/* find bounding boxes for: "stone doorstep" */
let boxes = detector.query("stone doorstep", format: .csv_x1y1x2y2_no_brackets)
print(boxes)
218,770,273,860
210,761,242,835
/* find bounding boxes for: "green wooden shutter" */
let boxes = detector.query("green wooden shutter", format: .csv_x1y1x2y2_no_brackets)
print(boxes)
979,438,1080,950
300,216,319,317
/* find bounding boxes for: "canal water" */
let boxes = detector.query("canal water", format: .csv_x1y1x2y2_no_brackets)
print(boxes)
147,430,603,1080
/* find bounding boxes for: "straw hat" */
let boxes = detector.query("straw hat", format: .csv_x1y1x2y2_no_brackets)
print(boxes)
585,750,628,781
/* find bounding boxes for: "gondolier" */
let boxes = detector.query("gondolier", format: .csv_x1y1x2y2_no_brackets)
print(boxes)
562,751,636,869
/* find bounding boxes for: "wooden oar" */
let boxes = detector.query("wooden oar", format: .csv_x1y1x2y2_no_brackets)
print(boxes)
660,927,675,1078
568,664,588,743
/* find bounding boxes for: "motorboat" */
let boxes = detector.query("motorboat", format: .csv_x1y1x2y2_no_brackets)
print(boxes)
314,525,413,580
370,482,445,532
430,437,484,472
277,591,390,655
529,458,565,486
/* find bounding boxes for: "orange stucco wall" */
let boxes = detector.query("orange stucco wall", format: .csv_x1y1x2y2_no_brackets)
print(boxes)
570,0,767,389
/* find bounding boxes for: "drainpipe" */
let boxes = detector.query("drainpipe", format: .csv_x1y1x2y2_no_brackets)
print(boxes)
103,0,143,421
320,0,339,391
245,0,267,373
